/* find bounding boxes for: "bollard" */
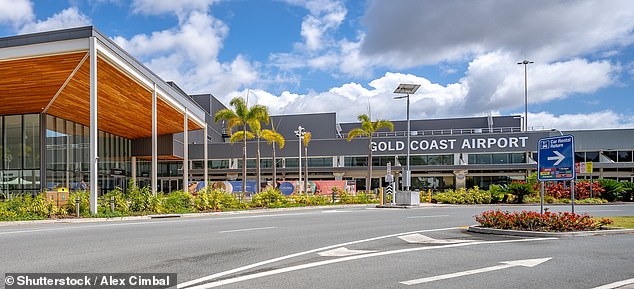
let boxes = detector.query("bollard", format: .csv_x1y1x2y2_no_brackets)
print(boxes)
75,196,81,218
110,196,115,213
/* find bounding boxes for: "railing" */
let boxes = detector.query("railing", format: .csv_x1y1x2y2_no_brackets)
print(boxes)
338,127,523,139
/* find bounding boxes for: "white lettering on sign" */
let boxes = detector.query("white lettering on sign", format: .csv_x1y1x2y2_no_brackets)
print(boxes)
371,137,529,152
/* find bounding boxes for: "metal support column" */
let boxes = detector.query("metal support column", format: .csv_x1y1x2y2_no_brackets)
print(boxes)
183,109,189,192
131,156,137,183
203,125,208,189
89,36,98,214
151,83,158,195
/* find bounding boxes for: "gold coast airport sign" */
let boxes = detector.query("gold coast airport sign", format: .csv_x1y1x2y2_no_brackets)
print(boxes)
369,133,547,154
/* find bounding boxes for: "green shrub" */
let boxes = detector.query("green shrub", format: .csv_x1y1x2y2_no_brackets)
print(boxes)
194,189,242,211
575,198,608,204
251,188,288,208
354,192,376,204
507,182,534,203
433,187,491,204
126,182,161,213
489,184,507,203
598,179,624,202
162,191,194,213
100,187,129,214
0,193,57,220
68,191,91,217
621,182,634,201
338,191,353,204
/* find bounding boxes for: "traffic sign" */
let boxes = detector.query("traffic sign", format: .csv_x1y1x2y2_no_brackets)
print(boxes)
538,135,575,181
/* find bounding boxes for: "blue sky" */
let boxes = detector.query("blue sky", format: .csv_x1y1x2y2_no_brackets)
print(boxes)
1,0,633,130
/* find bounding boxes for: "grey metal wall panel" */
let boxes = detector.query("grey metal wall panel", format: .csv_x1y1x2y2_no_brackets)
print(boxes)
188,131,551,159
268,113,337,140
564,129,634,150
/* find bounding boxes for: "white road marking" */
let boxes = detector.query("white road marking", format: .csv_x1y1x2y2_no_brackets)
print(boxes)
185,239,556,289
219,227,276,234
581,210,623,213
398,233,472,244
321,210,352,213
176,227,462,288
401,258,552,285
407,215,449,219
318,247,376,257
592,278,634,289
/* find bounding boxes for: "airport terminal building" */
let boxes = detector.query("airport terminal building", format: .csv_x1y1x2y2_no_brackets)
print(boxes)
2,27,634,205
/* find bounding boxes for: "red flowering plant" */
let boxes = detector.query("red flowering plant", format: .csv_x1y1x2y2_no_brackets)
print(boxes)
544,181,604,199
475,209,613,232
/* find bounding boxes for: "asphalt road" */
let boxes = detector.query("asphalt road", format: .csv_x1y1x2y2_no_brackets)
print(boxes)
0,204,633,289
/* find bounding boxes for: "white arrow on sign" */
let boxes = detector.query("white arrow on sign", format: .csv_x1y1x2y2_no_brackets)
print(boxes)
547,150,565,166
400,257,552,285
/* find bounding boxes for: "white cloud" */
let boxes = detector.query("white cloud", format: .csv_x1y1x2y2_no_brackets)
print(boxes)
360,0,634,66
460,51,615,114
285,0,347,51
0,0,33,28
113,10,258,96
529,111,634,130
131,0,218,19
18,7,91,34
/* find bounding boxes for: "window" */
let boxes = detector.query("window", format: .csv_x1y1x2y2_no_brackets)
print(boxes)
585,151,599,162
4,115,22,169
618,151,633,162
344,156,367,167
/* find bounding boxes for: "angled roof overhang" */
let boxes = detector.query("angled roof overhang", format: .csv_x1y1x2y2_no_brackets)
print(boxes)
0,26,206,140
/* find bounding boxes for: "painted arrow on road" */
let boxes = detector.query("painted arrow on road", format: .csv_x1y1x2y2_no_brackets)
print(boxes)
400,257,552,285
547,151,565,166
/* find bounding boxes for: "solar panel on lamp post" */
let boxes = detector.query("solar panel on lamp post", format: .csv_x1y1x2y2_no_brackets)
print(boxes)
394,84,421,193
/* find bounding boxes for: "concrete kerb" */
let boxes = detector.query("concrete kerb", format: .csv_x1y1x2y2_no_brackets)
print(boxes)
0,204,376,227
468,225,634,238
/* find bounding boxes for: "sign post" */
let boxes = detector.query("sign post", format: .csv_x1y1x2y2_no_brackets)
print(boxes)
538,135,576,213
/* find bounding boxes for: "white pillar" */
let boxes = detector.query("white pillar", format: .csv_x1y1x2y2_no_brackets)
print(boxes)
131,156,137,183
89,36,98,214
152,83,158,195
203,125,208,189
183,109,189,192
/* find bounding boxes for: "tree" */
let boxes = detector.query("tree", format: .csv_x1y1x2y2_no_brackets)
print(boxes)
261,126,285,188
346,114,394,191
214,97,269,195
303,132,312,194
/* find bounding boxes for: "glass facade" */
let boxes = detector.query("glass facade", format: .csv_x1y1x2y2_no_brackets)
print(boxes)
1,114,41,196
45,114,131,194
603,150,633,163
468,153,526,164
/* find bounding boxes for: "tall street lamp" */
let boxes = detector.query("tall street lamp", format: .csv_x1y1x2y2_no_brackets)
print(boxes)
294,125,306,194
517,59,534,132
394,83,421,192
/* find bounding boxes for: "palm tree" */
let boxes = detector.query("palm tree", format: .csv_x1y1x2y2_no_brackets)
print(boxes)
261,125,285,188
303,132,312,194
346,114,394,192
214,97,269,195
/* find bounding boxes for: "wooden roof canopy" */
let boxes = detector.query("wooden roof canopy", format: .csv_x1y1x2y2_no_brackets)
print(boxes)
0,33,204,140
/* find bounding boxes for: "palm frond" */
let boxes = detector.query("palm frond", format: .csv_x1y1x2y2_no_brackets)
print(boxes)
346,128,367,141
229,130,255,143
374,120,394,132
303,132,312,146
261,129,285,148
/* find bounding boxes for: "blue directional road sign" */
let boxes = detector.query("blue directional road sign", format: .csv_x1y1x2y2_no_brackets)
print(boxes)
538,135,575,181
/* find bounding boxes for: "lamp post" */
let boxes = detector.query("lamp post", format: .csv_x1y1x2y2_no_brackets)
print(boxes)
394,84,421,192
294,126,306,194
517,59,534,132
